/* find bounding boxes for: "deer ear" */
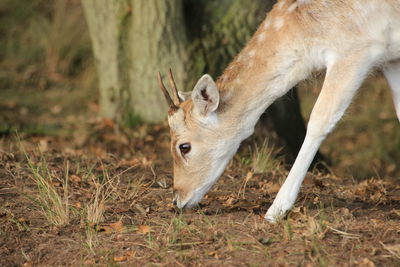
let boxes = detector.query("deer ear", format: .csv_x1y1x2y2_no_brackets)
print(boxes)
191,74,220,116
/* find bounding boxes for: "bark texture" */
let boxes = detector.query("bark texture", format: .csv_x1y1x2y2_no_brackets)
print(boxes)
183,0,274,81
82,0,187,123
81,0,128,119
128,0,187,122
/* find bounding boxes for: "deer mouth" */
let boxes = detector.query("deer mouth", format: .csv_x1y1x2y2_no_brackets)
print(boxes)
173,191,200,209
173,182,214,209
173,159,233,210
173,193,189,209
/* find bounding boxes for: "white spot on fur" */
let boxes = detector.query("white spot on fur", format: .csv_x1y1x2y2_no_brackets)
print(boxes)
264,20,271,30
297,0,311,5
248,50,256,57
288,3,298,12
257,32,266,43
277,0,286,10
248,61,255,69
274,17,285,30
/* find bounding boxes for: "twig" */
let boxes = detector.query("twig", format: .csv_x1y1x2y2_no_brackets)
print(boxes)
380,242,400,259
326,226,361,238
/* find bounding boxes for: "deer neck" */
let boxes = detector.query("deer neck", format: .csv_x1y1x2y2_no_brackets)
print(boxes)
215,27,310,140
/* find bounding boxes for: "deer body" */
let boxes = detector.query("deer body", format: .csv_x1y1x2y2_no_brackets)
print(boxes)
160,0,400,222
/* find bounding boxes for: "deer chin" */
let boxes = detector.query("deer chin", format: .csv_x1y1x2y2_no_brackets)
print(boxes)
176,155,235,209
175,183,214,209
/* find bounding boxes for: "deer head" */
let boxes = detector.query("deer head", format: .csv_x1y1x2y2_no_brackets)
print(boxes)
158,70,243,209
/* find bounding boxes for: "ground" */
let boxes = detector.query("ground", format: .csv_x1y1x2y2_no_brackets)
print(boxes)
0,75,400,266
1,1,399,265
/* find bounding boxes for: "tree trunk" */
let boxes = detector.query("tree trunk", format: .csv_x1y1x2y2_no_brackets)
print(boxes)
82,0,187,123
183,0,273,81
128,0,188,122
81,0,128,120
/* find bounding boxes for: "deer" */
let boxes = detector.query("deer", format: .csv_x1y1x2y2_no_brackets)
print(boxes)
158,0,400,223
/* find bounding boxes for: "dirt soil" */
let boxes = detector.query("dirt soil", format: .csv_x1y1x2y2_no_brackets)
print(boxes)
0,126,399,267
0,84,399,267
1,0,399,264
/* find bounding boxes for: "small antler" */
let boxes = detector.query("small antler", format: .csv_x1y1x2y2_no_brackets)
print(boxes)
158,72,178,112
168,68,181,104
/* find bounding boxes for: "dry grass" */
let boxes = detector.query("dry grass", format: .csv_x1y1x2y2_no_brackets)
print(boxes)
250,139,281,173
85,170,115,226
1,138,399,266
21,144,70,226
0,1,399,266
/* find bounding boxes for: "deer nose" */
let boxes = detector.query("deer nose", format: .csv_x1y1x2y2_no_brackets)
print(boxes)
172,190,178,206
173,189,186,208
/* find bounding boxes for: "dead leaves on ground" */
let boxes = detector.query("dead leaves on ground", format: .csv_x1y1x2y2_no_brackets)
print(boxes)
93,221,151,235
380,242,400,259
353,178,400,204
136,225,151,234
95,221,126,233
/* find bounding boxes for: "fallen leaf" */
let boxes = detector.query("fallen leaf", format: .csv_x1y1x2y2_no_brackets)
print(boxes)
109,221,125,232
137,225,151,234
70,175,82,183
99,118,115,129
83,259,95,265
113,256,127,262
266,183,281,194
97,221,125,233
357,258,375,267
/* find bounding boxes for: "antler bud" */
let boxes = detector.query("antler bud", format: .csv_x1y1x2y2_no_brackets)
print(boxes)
168,68,181,105
158,72,178,112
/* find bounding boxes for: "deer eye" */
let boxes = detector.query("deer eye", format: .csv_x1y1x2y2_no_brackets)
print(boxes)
179,143,191,155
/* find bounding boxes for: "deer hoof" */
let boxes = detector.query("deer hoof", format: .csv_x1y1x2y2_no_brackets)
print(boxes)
264,200,293,223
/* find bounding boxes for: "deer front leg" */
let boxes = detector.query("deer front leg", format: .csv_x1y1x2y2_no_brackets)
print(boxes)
383,60,400,122
265,54,373,222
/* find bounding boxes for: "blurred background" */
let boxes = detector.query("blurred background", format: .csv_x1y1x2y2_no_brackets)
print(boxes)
0,0,398,179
